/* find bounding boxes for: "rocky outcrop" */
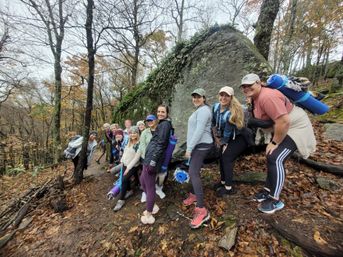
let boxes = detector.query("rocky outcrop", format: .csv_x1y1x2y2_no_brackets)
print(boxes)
113,24,271,157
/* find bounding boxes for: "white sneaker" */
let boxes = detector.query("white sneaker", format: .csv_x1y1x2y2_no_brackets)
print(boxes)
143,204,159,215
141,192,147,203
113,200,125,211
140,212,155,224
124,190,133,199
155,185,166,199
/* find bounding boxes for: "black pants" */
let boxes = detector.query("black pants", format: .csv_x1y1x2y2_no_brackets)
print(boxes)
266,135,297,199
189,143,212,208
119,165,140,200
219,135,248,186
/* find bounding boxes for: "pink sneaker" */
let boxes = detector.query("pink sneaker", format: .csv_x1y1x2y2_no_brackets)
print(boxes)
190,207,210,229
183,193,197,206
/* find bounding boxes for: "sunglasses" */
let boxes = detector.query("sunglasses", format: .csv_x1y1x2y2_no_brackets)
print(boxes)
146,119,154,122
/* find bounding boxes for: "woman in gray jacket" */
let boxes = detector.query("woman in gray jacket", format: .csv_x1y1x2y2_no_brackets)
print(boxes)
182,88,213,229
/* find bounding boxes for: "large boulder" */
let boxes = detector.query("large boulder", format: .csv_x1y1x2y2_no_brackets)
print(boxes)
113,24,271,158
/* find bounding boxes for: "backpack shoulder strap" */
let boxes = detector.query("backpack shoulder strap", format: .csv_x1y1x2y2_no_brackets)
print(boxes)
213,103,220,113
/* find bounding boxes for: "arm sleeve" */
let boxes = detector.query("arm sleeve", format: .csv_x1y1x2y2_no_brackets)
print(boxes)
137,129,147,154
151,121,171,163
187,107,211,152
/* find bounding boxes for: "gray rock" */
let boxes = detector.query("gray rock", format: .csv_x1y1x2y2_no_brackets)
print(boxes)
113,25,271,158
218,224,238,251
170,28,270,156
323,123,343,141
316,177,340,191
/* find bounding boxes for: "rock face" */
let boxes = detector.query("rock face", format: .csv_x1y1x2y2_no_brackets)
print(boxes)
114,25,270,157
323,123,343,141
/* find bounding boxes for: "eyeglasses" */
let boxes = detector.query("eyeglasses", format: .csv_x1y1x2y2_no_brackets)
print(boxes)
146,120,154,122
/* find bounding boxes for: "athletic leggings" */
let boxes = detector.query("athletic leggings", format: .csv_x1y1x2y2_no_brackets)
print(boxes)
189,143,212,208
119,165,140,200
219,135,248,186
140,164,156,212
266,135,297,199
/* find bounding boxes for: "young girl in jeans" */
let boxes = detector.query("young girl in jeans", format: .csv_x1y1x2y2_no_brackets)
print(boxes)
140,105,173,224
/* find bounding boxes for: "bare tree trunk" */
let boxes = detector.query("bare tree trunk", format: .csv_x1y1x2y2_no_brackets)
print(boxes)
305,39,313,68
52,52,63,163
280,0,297,74
253,0,280,60
74,0,95,184
176,0,185,42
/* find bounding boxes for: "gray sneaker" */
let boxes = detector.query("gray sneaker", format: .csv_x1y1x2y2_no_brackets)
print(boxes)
113,200,125,211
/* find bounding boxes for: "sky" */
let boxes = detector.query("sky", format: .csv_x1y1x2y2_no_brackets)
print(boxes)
2,0,342,82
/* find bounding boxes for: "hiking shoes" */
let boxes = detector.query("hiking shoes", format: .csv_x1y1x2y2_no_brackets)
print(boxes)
258,198,285,214
216,187,236,197
141,212,155,225
190,207,210,229
143,204,159,215
155,185,166,199
113,200,125,211
253,189,270,202
213,181,225,191
141,192,147,203
183,192,197,206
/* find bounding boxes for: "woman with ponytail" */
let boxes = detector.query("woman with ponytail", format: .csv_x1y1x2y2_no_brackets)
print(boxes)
212,86,249,197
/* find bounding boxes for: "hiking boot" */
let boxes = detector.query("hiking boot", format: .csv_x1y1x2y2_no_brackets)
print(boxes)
155,185,166,199
183,192,197,206
213,181,225,191
216,186,236,197
253,189,270,202
190,207,210,229
141,212,155,224
113,200,125,211
258,197,285,214
141,192,147,203
124,190,133,199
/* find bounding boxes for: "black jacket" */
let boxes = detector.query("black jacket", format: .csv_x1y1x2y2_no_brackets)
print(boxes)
144,119,172,168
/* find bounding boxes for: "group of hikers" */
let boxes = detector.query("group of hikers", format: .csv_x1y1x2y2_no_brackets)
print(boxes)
66,73,317,229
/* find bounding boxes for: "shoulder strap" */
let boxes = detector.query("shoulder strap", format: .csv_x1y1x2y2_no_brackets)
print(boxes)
213,103,220,113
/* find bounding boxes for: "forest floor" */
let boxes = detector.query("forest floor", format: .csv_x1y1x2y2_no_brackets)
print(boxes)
1,120,343,257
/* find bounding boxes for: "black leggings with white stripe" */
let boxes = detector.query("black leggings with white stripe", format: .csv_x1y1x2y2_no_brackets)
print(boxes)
266,135,297,200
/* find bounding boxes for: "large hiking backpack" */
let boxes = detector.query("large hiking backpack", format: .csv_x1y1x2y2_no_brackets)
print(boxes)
267,74,329,115
64,136,83,159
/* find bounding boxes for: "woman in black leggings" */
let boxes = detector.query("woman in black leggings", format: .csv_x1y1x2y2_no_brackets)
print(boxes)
211,86,249,197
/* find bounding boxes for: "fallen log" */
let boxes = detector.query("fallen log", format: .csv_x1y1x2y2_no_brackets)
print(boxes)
264,216,343,257
13,203,29,228
293,153,343,176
